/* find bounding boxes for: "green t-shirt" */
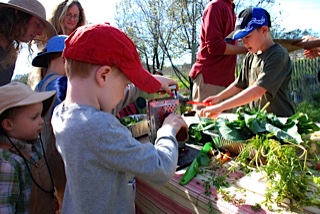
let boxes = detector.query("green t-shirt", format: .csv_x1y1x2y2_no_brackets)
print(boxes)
235,43,295,117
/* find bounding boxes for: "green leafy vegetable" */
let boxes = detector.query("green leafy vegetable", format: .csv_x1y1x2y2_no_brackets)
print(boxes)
119,116,142,126
186,103,320,211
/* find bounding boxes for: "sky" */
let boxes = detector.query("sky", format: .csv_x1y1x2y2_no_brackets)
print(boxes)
14,0,320,77
270,0,320,33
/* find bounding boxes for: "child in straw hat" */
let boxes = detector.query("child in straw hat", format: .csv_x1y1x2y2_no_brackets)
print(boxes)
0,82,56,213
0,0,57,86
51,23,188,214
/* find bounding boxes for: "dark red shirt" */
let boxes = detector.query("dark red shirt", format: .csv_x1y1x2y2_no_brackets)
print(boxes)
189,0,238,87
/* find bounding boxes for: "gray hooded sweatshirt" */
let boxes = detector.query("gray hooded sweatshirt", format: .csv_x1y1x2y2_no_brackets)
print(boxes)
51,85,178,214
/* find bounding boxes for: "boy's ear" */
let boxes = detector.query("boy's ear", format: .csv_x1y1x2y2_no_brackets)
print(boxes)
1,119,13,132
261,25,269,34
95,65,112,86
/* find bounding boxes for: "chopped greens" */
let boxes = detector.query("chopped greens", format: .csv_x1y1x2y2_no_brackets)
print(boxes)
119,116,143,126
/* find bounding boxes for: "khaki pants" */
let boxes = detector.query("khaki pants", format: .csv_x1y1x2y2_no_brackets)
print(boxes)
191,73,236,113
192,73,226,110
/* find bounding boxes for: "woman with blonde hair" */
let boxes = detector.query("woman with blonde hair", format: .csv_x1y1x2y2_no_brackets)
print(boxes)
29,0,87,89
50,0,87,35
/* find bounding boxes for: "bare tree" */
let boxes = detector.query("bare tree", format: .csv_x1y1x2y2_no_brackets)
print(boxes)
114,0,294,92
115,0,209,89
115,0,170,72
12,73,29,85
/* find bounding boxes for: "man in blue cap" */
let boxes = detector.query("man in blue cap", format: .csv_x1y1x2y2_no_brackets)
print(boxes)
200,7,295,118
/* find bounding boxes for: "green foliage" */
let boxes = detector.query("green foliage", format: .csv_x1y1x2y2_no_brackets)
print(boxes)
296,93,320,122
272,28,318,39
119,116,143,126
195,105,319,144
12,73,29,85
168,74,190,96
233,135,314,209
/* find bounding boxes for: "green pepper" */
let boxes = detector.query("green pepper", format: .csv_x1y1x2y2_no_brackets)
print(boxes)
179,142,212,185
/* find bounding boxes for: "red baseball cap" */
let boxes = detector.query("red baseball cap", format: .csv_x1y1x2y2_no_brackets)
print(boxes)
63,23,161,93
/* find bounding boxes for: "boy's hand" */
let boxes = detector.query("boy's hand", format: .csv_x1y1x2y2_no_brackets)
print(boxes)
153,75,179,94
199,104,223,119
203,95,221,105
303,49,320,59
162,113,188,138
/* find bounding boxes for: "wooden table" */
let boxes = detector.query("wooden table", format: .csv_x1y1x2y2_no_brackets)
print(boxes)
135,163,319,214
135,161,320,214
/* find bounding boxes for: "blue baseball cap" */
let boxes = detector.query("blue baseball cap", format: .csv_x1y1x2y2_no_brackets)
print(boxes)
226,7,271,42
32,35,68,68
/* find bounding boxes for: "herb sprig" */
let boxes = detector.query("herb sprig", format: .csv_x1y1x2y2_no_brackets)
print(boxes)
231,134,320,209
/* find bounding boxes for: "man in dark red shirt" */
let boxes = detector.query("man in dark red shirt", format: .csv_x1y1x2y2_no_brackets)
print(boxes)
189,0,247,109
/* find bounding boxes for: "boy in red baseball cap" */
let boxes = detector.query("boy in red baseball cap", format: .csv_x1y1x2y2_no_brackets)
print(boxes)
51,23,188,214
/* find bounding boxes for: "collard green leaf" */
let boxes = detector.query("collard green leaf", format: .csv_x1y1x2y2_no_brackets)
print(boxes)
244,113,267,134
267,114,288,128
218,120,246,142
265,123,302,144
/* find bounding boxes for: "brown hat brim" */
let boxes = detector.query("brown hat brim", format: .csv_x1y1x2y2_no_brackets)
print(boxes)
0,82,56,117
0,2,56,41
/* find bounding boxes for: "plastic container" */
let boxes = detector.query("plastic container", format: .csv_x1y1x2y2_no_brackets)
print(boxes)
121,114,149,138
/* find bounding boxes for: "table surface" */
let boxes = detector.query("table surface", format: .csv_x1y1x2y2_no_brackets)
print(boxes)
135,162,319,214
135,114,320,214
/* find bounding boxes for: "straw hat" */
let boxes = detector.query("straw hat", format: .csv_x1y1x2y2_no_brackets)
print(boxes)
0,82,56,117
0,0,57,41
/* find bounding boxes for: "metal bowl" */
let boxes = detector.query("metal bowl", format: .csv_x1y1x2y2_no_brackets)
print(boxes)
202,130,247,155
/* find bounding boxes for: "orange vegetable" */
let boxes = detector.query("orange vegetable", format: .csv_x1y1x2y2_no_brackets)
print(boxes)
221,151,231,165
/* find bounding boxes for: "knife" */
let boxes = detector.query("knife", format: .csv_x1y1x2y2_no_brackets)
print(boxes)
186,100,211,106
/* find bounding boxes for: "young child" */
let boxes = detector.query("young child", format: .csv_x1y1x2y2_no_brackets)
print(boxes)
200,7,295,118
32,35,68,212
0,82,56,213
51,23,188,214
32,35,68,112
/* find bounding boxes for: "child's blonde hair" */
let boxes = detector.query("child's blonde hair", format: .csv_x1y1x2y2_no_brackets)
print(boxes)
65,59,100,79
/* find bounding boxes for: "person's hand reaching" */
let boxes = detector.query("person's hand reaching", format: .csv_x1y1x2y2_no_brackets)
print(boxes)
162,113,188,141
199,103,223,119
203,95,221,106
